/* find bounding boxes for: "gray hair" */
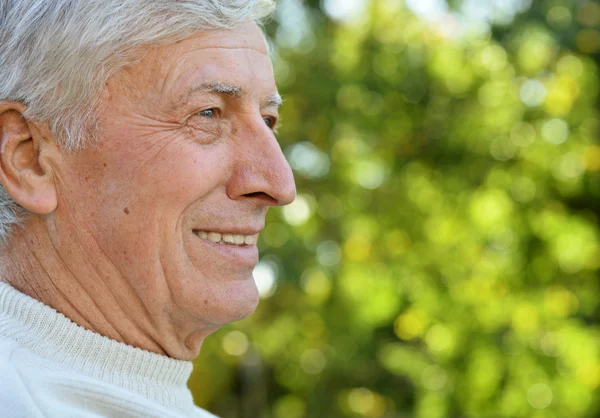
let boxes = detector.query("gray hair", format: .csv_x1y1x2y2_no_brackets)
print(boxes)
0,0,276,243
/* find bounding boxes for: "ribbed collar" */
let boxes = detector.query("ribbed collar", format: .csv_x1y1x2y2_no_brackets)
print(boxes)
0,282,196,413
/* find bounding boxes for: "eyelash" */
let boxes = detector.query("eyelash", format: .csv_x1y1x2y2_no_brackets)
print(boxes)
197,108,278,131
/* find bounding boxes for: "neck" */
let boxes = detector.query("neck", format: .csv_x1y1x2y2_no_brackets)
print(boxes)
0,216,190,358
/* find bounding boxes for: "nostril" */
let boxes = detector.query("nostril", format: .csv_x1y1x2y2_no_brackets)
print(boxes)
243,191,277,204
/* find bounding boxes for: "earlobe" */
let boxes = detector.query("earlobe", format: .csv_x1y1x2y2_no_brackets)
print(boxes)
0,101,58,215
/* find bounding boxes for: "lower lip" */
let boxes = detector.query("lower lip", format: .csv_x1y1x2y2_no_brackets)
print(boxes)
193,232,259,267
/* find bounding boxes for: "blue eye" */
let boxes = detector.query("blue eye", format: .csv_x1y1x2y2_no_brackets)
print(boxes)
264,116,276,129
199,109,215,118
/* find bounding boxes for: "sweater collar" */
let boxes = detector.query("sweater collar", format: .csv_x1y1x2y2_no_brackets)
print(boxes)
0,281,196,412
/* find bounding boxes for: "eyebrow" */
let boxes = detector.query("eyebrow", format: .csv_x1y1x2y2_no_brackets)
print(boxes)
266,93,283,108
182,81,241,103
180,81,282,109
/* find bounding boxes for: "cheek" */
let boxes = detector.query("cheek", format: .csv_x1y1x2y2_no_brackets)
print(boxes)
104,140,231,213
143,146,231,212
59,130,233,253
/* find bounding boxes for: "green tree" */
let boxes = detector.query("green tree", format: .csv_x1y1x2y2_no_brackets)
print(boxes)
191,1,600,417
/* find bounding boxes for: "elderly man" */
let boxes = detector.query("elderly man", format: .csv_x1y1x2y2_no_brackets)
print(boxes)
0,1,295,417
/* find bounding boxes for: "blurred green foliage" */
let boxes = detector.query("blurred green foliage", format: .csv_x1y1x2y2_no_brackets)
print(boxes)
190,0,600,417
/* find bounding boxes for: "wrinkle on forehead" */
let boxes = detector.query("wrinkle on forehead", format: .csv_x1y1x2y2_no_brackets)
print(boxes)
171,22,270,59
179,45,270,55
107,23,274,112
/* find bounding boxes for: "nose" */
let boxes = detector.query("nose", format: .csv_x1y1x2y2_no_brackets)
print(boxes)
227,119,296,207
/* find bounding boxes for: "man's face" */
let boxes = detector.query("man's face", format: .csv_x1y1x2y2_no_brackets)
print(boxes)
54,23,295,353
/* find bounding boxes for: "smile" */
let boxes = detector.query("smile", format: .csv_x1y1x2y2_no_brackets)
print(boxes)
193,230,258,246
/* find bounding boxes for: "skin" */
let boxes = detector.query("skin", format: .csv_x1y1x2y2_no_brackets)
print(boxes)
0,22,295,361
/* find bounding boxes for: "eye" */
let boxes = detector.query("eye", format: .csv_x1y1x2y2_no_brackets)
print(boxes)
198,108,217,118
263,116,277,129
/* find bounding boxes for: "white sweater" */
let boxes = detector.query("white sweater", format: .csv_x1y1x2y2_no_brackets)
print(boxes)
0,282,218,418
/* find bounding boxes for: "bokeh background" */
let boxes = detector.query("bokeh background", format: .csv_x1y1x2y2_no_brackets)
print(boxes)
189,0,600,417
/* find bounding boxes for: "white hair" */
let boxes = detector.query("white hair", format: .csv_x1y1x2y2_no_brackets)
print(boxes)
0,0,276,244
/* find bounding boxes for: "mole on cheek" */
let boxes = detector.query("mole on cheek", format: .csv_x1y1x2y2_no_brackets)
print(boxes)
124,207,130,215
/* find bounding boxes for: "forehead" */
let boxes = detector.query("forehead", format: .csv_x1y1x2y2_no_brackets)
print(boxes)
133,23,274,104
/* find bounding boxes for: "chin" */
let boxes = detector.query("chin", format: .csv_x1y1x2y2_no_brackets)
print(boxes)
186,273,260,326
225,278,261,322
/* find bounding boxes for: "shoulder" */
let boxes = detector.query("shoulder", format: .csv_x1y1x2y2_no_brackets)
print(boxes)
0,333,21,355
0,336,45,417
0,334,30,373
0,334,50,375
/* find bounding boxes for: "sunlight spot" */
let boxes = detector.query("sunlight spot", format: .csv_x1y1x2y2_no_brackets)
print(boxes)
323,0,367,22
283,194,313,226
527,383,553,409
542,118,569,145
222,331,249,356
520,79,546,107
253,260,279,298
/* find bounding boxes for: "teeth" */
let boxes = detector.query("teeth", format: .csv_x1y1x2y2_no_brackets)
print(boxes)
195,230,257,246
207,232,222,243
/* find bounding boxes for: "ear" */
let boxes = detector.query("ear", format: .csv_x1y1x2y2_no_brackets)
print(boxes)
0,101,58,215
